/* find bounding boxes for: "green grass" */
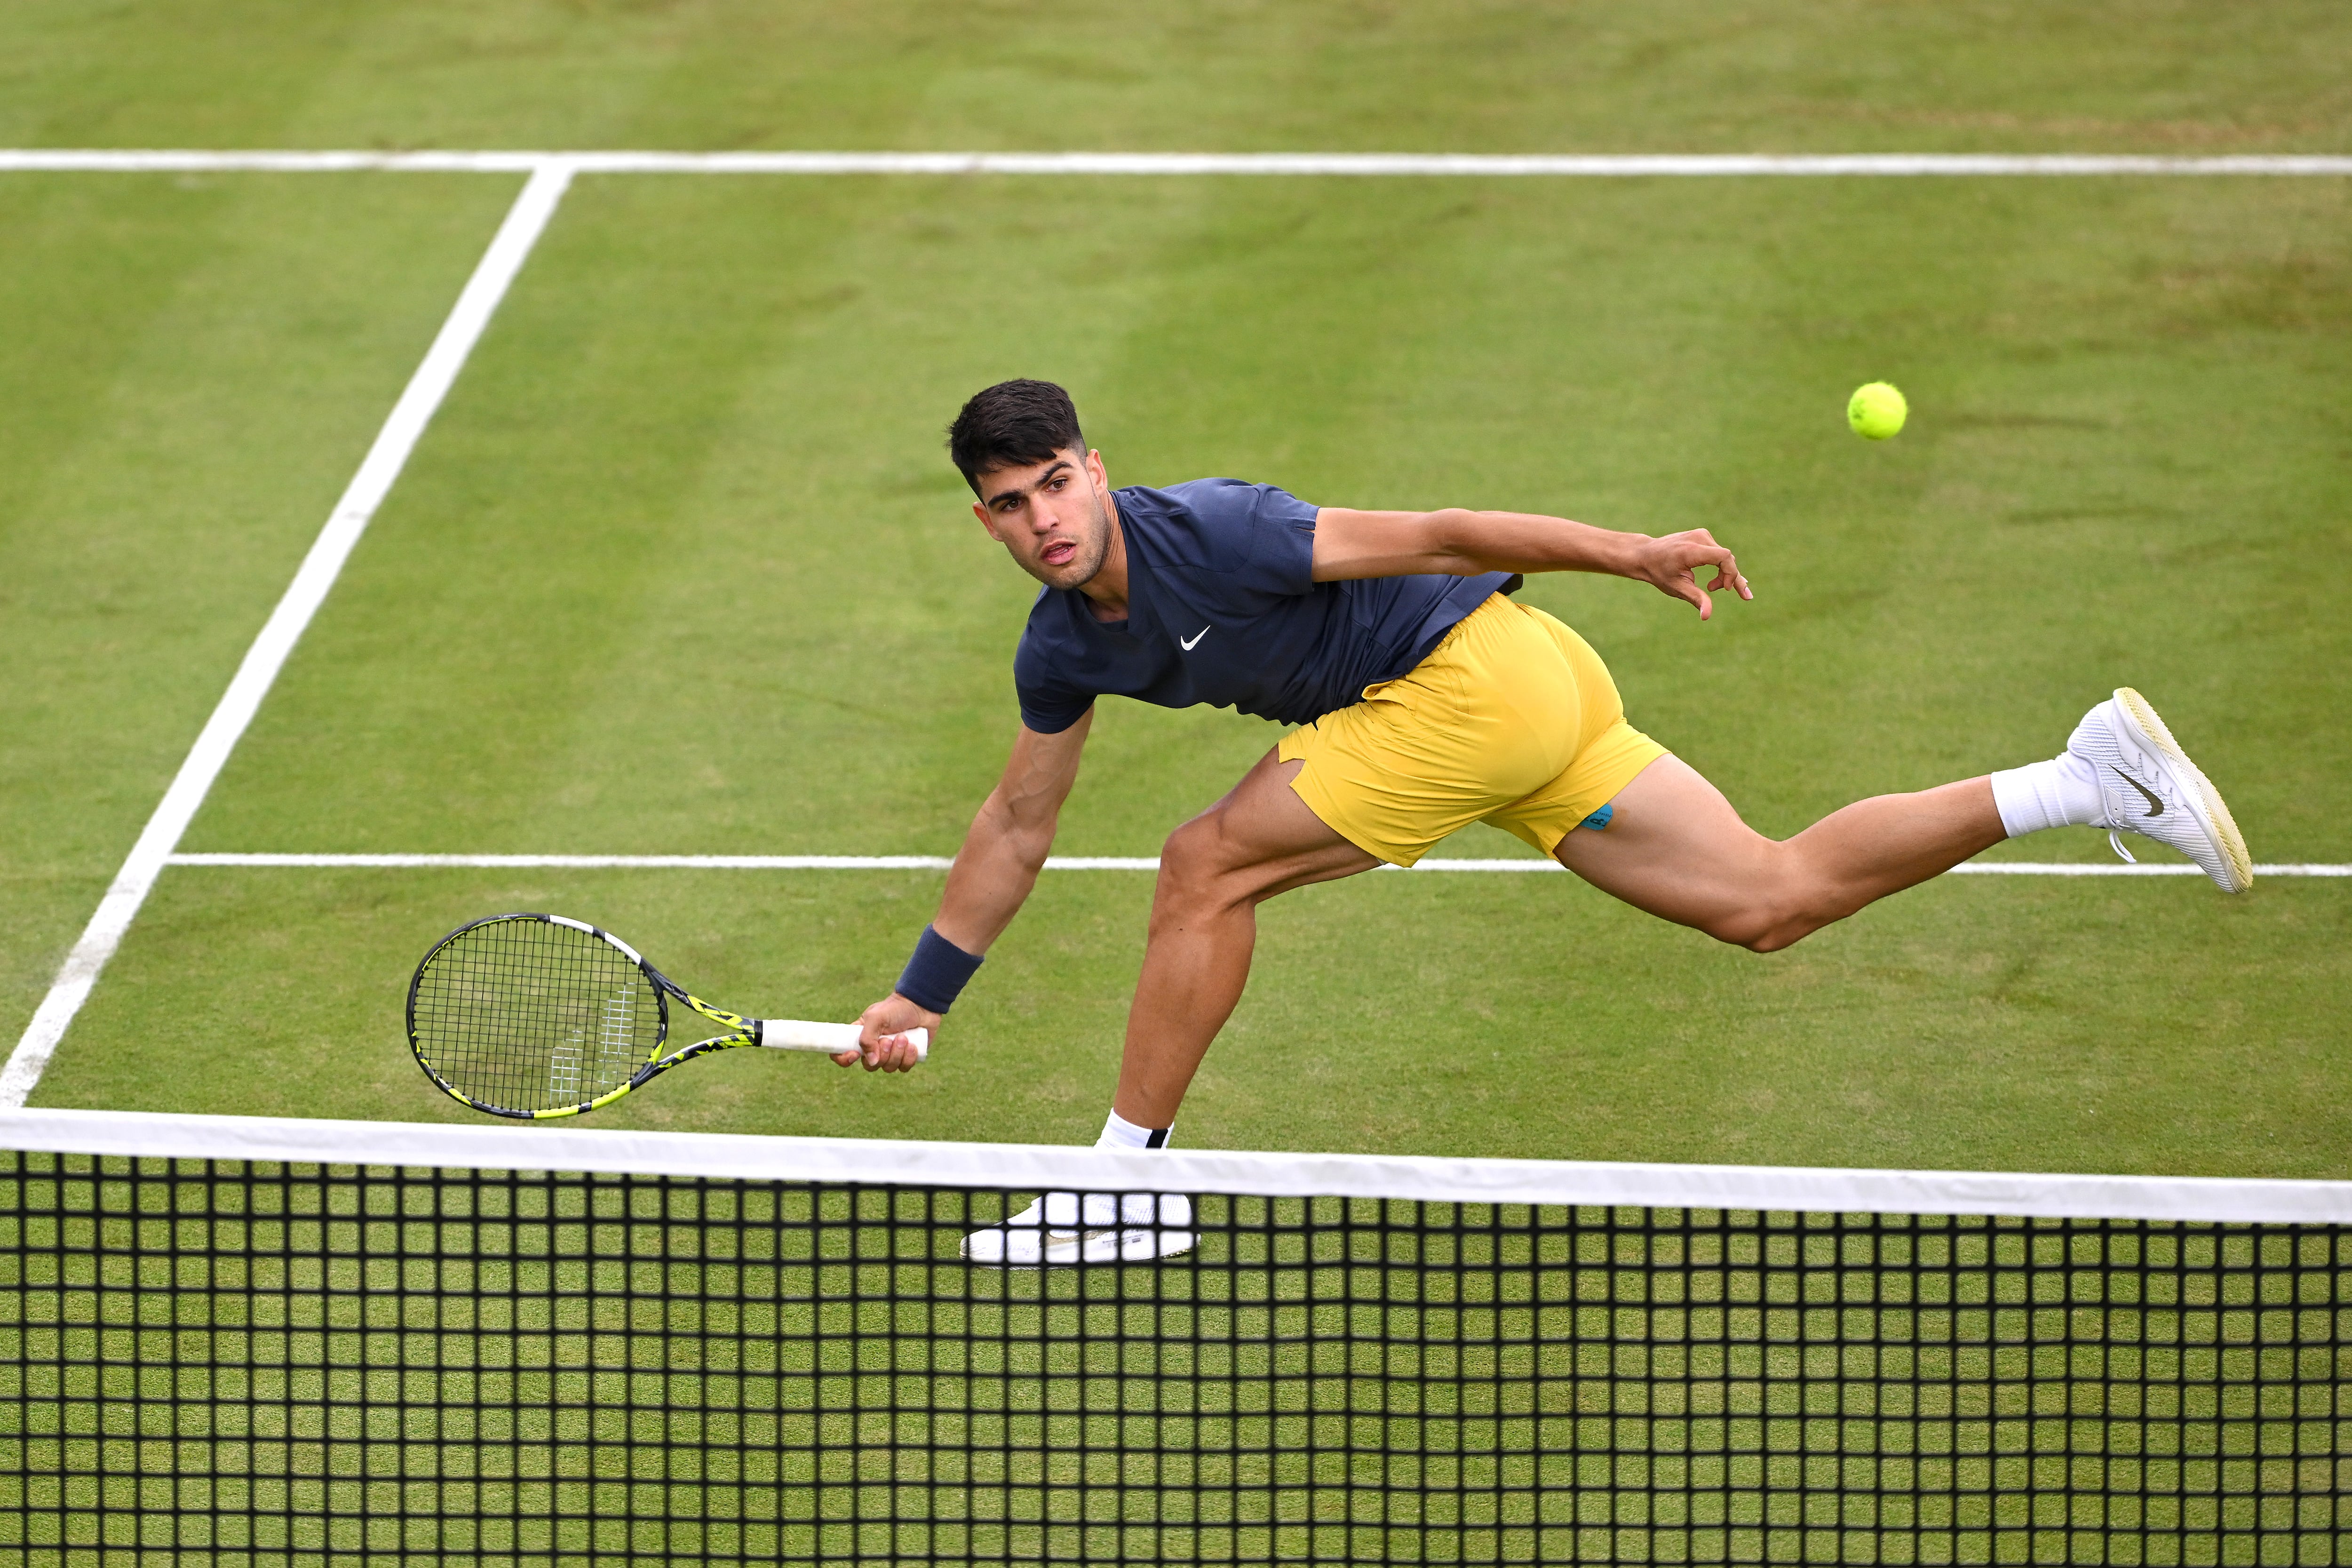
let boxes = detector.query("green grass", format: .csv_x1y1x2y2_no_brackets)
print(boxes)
4,0,2347,156
2,6,2348,1181
21,171,2347,1177
0,169,529,1084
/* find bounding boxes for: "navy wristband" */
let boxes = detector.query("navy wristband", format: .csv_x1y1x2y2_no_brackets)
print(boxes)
895,924,984,1014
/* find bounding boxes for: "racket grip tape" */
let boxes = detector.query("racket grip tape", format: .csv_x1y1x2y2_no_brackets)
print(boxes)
757,1018,930,1061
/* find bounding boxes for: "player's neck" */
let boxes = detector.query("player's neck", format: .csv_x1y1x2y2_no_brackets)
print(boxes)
1079,498,1130,622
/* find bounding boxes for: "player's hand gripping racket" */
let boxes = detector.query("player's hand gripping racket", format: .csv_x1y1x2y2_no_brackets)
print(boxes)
407,913,927,1120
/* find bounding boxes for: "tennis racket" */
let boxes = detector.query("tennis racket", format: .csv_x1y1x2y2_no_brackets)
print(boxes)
407,912,927,1120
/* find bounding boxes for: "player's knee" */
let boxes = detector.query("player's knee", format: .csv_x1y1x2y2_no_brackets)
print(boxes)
1154,817,1232,903
1154,812,1274,919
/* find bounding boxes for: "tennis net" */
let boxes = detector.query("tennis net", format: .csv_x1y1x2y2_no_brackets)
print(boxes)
0,1109,2343,1566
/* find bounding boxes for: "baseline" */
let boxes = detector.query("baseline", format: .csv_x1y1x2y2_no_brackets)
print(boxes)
4,150,2352,178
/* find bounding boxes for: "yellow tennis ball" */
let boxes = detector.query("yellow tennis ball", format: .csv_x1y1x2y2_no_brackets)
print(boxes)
1848,381,1907,440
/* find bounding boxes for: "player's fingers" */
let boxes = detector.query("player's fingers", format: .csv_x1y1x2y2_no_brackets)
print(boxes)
1695,546,1750,601
1715,549,1752,598
830,1049,861,1067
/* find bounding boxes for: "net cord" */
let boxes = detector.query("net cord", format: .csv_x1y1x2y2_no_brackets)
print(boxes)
0,1106,2343,1222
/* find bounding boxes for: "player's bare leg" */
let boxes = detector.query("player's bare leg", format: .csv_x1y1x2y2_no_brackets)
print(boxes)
1553,755,2003,951
1113,748,1377,1128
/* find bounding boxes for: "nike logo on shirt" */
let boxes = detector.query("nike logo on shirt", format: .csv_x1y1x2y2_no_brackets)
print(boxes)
2112,766,2165,817
1179,626,1211,651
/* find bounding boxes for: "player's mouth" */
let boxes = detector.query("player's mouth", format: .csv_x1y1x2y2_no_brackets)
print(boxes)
1040,539,1078,568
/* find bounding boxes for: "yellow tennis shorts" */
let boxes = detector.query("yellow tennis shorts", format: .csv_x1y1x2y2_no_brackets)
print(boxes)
1278,594,1668,867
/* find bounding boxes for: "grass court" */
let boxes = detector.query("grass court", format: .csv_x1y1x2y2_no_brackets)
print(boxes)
3,2,2349,1176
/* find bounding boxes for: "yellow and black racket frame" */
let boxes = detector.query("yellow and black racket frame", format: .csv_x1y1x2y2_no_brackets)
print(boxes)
406,911,768,1121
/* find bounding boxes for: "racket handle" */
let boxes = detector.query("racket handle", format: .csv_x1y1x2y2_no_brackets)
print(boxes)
757,1018,930,1062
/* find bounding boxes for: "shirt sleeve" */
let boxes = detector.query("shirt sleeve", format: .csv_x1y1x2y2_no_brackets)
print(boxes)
1237,483,1319,596
1012,634,1096,735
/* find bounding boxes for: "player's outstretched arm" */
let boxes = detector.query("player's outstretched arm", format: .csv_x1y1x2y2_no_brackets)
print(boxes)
1311,506,1754,620
842,712,1093,1071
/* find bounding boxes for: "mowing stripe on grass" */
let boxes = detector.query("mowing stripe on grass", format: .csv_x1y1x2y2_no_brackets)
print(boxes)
3,1106,2346,1221
165,852,2352,875
4,150,2351,177
0,166,576,1111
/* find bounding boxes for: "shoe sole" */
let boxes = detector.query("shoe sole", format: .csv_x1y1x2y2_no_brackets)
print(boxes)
960,1229,1197,1269
2113,687,2254,893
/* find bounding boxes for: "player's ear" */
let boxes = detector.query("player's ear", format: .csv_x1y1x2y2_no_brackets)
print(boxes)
1084,448,1108,489
971,500,1001,538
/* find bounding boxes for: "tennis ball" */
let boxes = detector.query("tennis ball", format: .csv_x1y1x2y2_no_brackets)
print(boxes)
1848,381,1907,440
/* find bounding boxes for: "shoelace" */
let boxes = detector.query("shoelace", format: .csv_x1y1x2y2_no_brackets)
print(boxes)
2108,829,2136,865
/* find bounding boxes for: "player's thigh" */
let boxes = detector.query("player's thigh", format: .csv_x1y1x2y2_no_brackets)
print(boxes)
1164,748,1380,902
1550,755,1781,930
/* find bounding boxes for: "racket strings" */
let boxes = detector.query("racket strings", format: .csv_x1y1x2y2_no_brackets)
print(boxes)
411,918,663,1114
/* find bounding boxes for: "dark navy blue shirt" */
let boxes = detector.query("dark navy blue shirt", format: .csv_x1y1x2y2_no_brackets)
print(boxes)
1012,479,1510,733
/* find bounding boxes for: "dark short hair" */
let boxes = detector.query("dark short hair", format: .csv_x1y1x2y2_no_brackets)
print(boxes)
947,380,1084,494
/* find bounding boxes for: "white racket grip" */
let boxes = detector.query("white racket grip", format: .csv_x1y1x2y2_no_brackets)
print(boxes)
757,1018,930,1061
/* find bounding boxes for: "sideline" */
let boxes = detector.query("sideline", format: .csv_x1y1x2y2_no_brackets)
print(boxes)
0,166,576,1110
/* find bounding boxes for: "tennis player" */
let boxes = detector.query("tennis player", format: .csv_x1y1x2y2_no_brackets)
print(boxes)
846,380,2251,1265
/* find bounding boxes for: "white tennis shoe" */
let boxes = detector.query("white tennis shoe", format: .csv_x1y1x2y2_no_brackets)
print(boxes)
960,1190,1195,1267
2068,687,2252,892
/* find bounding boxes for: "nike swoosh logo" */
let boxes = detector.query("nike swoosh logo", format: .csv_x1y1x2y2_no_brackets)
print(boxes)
1179,626,1211,651
2111,765,2165,817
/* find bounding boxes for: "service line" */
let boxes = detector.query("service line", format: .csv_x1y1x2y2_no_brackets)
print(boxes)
163,853,2352,876
0,166,576,1109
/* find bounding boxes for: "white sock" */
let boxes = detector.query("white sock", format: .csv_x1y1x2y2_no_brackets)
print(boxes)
1081,1111,1179,1229
1097,1109,1172,1150
1988,753,2103,837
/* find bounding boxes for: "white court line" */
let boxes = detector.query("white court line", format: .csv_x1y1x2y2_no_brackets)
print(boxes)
3,150,2351,177
164,852,2352,876
0,165,575,1111
1,1106,2345,1222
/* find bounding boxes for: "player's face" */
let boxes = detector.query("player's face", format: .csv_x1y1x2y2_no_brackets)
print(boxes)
971,448,1114,591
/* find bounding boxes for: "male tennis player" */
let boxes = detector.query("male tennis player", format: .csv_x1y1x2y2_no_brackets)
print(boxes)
843,379,2251,1265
